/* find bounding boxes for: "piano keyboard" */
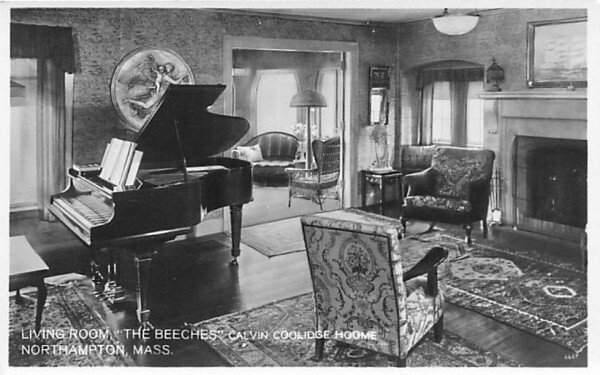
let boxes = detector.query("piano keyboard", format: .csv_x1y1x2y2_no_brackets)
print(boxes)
52,194,113,230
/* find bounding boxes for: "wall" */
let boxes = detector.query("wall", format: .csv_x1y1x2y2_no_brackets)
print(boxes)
395,8,587,153
11,8,398,176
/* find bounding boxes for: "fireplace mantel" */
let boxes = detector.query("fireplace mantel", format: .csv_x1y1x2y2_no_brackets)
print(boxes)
481,91,587,241
479,91,587,100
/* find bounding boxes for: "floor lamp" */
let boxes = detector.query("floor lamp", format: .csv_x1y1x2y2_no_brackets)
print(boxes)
290,89,327,169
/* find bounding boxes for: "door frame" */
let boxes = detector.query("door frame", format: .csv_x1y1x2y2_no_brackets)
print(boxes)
222,36,359,212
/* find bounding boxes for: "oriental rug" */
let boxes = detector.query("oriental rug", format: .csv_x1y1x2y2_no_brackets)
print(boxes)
195,293,522,367
401,232,587,355
9,282,135,367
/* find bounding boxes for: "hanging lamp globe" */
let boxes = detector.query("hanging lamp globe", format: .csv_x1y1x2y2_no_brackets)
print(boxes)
433,9,479,36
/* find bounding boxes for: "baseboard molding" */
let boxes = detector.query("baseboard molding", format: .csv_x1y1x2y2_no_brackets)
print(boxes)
10,203,38,213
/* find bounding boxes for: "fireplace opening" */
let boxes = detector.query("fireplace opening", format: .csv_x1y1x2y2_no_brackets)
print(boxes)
515,136,587,231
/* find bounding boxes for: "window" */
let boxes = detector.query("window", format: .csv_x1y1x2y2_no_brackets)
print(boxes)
255,70,299,134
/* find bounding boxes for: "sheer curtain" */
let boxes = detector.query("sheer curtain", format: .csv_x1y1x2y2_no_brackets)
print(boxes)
417,62,483,147
11,23,75,220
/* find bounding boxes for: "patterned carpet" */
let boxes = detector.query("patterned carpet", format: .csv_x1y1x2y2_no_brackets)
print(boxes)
9,283,134,366
401,232,587,354
196,293,522,367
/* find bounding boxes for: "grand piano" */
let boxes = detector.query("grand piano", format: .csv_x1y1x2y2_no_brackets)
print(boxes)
49,84,252,325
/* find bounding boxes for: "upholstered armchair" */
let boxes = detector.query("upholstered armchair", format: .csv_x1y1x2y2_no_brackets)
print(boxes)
285,137,340,210
301,214,448,366
401,146,495,244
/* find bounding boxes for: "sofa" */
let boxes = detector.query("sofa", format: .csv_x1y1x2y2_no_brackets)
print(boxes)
232,131,300,185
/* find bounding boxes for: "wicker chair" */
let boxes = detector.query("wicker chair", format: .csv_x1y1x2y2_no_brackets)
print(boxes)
301,214,448,366
401,146,495,244
285,137,340,210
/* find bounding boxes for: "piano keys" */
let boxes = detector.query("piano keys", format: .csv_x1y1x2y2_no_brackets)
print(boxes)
49,84,252,325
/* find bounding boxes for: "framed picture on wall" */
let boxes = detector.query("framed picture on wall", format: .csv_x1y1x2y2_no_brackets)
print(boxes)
526,17,587,88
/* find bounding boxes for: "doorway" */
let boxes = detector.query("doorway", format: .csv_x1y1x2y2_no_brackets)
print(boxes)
223,36,359,226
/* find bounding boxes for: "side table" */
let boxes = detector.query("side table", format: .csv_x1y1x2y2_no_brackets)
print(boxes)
361,169,403,215
10,236,49,332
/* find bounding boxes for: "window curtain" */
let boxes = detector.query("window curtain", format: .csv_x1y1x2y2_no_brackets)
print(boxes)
418,83,434,145
450,81,469,147
417,63,483,146
11,23,75,220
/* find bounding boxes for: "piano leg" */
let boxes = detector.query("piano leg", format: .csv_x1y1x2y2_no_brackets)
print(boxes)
229,204,243,266
104,247,126,304
91,247,125,305
91,247,107,296
134,251,154,328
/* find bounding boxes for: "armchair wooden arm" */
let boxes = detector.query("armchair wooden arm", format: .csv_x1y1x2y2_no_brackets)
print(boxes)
402,246,449,296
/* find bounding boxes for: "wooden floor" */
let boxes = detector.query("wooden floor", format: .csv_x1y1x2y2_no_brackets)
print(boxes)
9,205,587,367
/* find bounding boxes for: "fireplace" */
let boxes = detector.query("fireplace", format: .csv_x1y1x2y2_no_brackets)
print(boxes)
514,136,587,235
480,92,587,242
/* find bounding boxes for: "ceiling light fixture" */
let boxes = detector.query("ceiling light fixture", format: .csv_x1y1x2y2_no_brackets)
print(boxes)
433,8,479,35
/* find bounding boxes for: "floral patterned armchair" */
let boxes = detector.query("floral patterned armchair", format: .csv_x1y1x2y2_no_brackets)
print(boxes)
401,146,495,244
285,137,340,210
301,214,448,366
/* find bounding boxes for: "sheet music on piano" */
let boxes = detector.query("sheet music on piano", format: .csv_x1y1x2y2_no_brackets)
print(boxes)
98,138,143,190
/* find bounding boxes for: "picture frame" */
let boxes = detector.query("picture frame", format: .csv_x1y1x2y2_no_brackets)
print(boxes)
526,17,587,88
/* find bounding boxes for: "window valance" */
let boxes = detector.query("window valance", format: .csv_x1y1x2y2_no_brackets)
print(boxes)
11,23,76,73
416,61,483,90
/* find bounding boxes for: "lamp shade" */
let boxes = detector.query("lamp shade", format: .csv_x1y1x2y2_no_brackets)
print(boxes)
290,89,327,107
433,9,479,36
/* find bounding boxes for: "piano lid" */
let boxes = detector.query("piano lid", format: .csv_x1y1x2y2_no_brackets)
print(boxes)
135,85,250,164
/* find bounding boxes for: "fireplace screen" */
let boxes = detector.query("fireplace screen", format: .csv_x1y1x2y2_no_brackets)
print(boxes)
515,136,587,229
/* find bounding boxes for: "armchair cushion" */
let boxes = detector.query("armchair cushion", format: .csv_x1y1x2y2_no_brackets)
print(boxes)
252,160,293,167
404,195,471,213
236,144,263,162
402,277,445,354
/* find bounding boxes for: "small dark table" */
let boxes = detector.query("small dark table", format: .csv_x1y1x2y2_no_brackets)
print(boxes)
361,169,403,215
10,236,49,332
